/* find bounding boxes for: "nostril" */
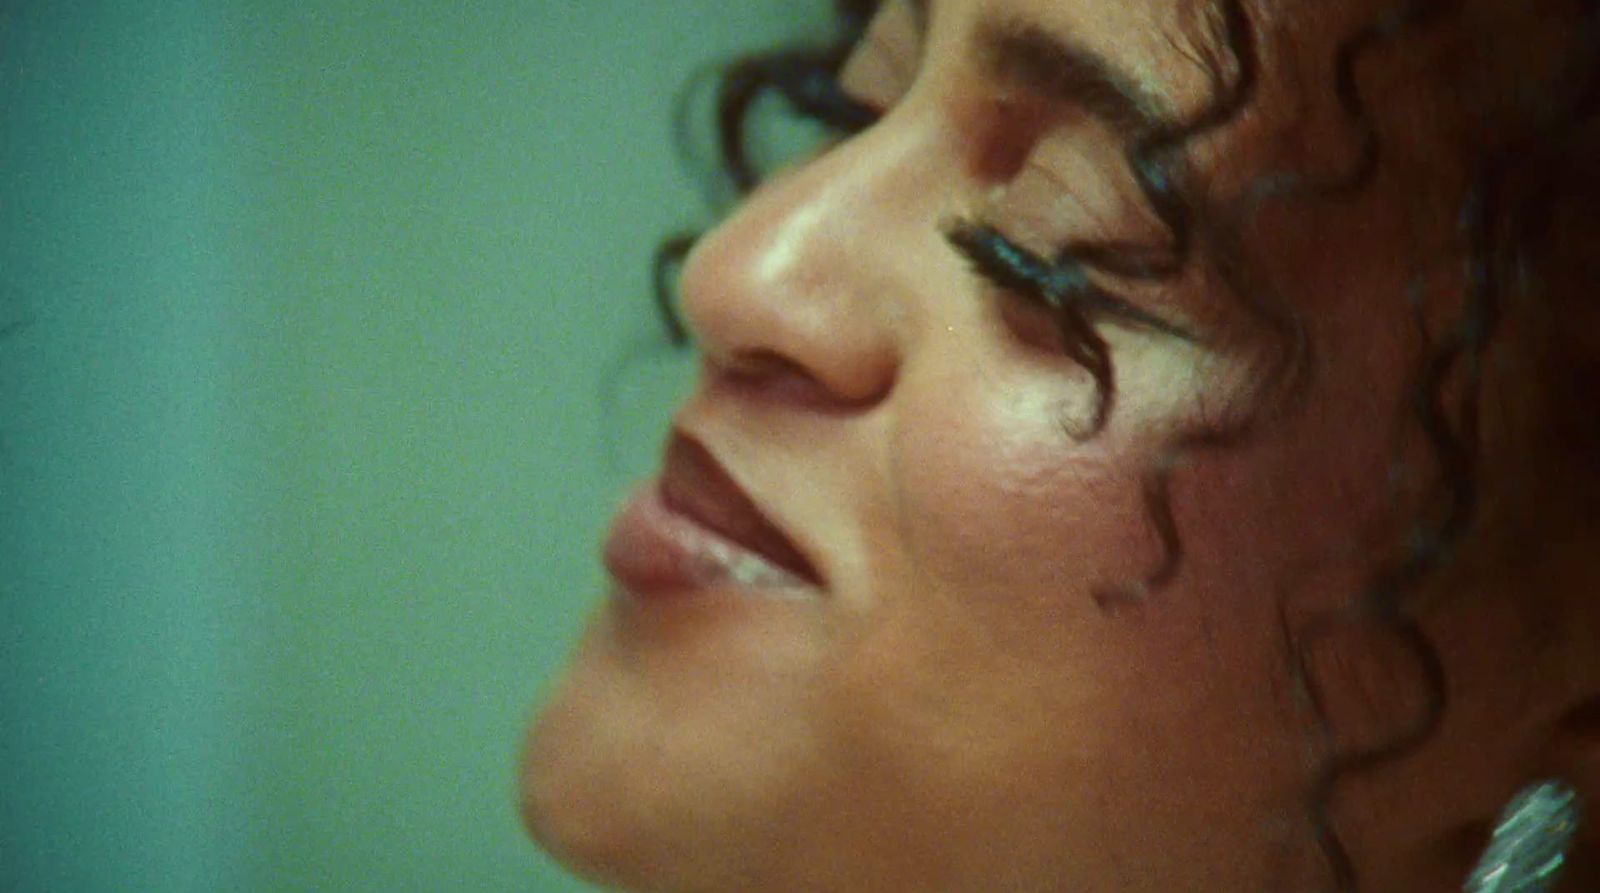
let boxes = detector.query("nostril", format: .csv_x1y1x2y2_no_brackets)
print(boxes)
722,348,800,377
718,348,826,394
711,347,894,410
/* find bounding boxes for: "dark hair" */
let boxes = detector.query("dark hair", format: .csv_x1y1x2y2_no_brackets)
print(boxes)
651,1,1600,889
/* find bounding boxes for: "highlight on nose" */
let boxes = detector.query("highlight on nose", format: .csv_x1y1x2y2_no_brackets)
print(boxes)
674,170,902,410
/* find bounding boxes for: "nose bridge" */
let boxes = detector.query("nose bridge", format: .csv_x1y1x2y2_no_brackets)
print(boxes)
678,116,944,406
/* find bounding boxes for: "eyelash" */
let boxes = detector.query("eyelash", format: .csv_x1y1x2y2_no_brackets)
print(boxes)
767,59,1191,356
945,223,1193,342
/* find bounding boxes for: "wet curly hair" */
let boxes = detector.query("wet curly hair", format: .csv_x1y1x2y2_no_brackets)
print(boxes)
650,0,1600,889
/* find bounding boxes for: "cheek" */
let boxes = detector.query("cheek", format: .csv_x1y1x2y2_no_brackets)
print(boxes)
884,331,1228,624
887,373,1165,633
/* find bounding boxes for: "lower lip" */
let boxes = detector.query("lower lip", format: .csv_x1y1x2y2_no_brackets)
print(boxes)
602,482,818,600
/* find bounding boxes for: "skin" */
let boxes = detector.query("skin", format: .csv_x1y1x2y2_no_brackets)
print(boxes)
520,1,1600,890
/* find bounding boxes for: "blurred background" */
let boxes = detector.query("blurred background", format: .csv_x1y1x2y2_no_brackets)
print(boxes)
1,2,829,890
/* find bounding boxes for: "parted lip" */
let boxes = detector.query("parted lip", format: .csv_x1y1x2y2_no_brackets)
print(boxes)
659,430,823,587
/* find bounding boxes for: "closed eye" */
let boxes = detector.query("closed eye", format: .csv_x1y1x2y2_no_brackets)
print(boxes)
946,221,1197,345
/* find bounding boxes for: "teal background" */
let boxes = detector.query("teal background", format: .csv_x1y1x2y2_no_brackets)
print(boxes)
1,2,826,890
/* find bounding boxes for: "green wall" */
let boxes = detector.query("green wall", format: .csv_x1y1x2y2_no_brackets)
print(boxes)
1,3,826,890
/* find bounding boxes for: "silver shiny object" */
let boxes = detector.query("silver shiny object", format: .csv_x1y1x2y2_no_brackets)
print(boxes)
1464,780,1582,893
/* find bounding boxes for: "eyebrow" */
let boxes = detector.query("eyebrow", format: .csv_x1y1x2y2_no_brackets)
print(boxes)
974,19,1172,137
902,1,1172,135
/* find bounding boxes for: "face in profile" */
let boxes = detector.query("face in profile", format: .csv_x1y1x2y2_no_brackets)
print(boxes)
521,0,1600,890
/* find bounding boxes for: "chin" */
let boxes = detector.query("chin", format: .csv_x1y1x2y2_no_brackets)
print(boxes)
517,626,746,893
518,675,660,893
519,605,853,893
517,612,677,892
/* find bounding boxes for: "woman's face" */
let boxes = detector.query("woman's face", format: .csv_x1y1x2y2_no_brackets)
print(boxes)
521,0,1508,890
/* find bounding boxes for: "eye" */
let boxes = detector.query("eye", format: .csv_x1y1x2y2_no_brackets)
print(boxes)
946,221,1195,352
947,222,1104,357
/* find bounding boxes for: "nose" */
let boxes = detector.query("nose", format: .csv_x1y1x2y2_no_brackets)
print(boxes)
677,123,930,409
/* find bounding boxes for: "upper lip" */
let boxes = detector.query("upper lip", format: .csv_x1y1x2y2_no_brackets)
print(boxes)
658,430,823,587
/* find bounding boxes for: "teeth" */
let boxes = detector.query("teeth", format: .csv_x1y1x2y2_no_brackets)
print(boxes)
698,538,807,589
